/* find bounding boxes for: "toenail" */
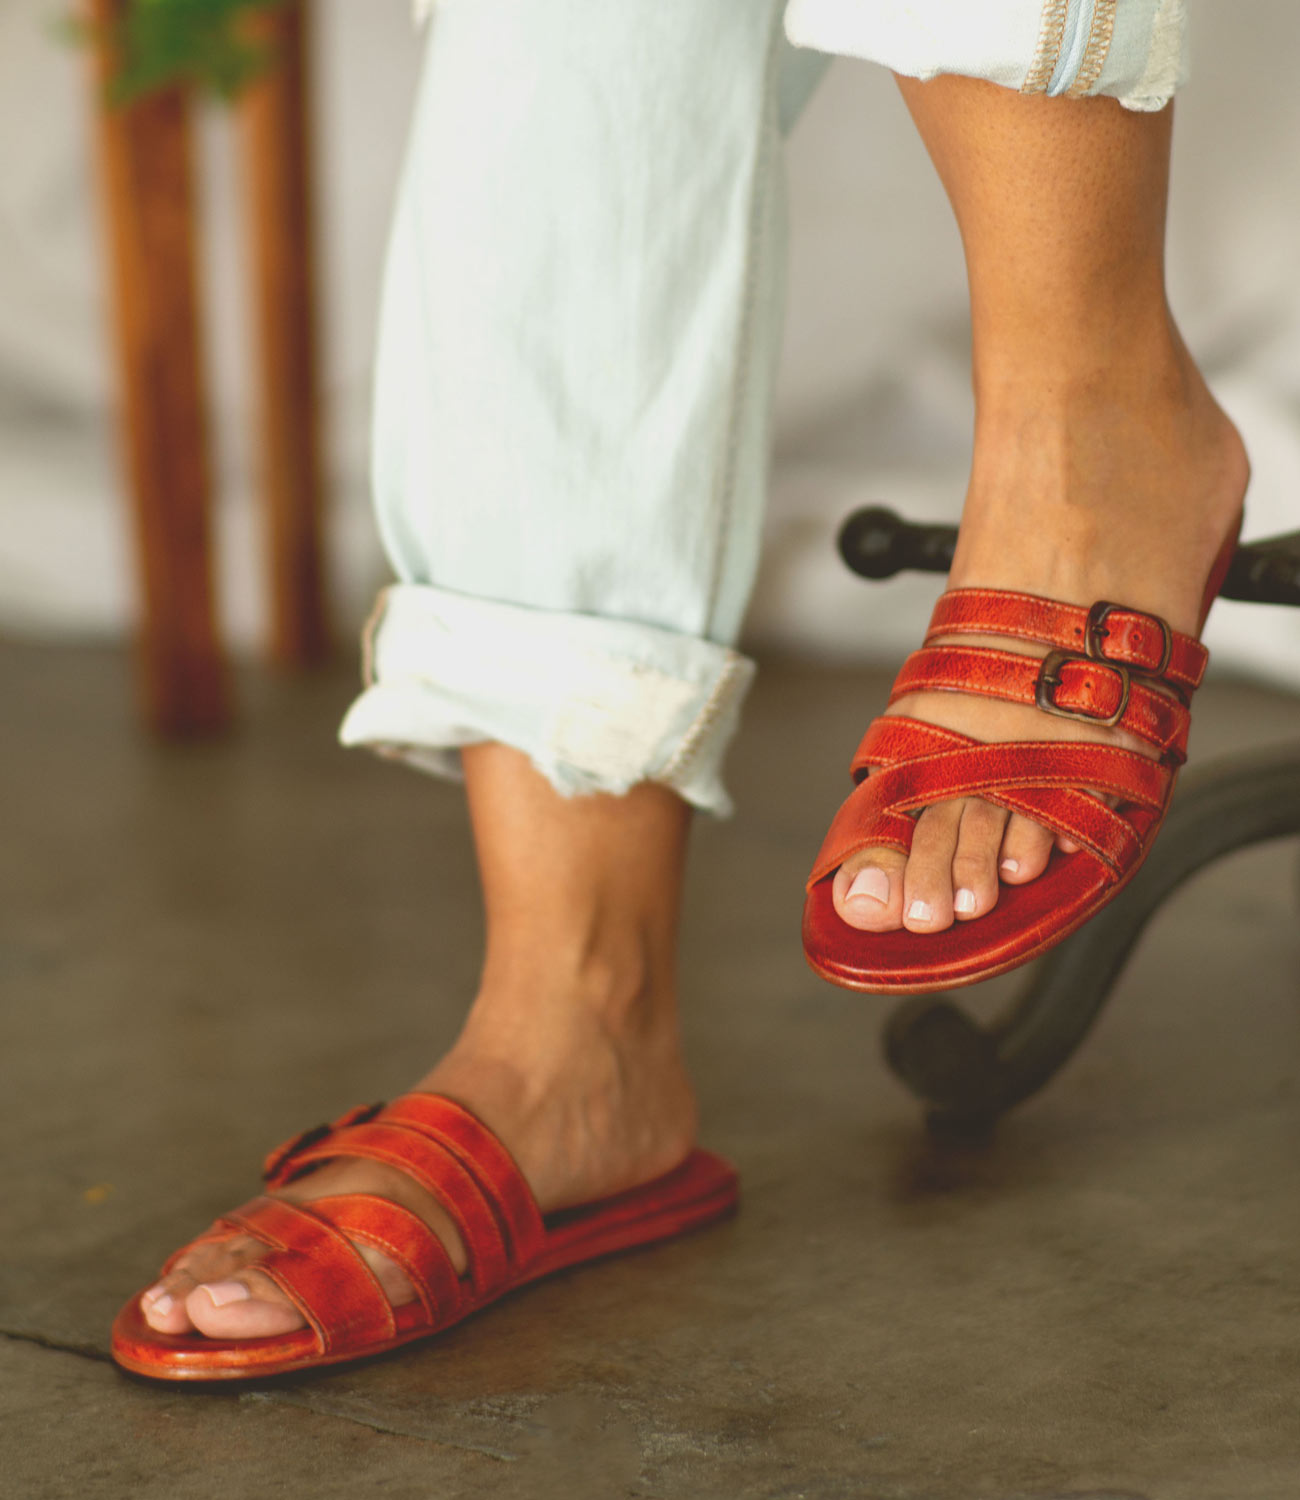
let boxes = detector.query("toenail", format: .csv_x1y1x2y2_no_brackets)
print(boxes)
846,866,890,905
954,888,977,914
906,899,932,923
1000,858,1020,876
200,1280,252,1308
144,1291,173,1316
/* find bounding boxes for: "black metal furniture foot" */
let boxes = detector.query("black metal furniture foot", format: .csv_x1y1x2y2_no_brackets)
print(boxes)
881,744,1300,1133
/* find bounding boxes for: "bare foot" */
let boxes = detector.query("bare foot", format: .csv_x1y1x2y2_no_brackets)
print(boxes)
833,338,1249,937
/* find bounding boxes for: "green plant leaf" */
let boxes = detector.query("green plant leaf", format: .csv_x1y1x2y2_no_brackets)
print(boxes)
64,0,292,105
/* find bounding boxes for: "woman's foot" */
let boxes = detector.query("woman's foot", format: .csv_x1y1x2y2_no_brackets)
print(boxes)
140,755,700,1341
140,973,697,1339
833,332,1249,938
826,78,1252,943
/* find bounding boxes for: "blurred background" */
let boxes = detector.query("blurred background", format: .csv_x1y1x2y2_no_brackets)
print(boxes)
2,0,1298,691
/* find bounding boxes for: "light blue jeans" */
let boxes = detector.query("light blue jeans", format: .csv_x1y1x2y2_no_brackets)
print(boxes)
341,0,1188,815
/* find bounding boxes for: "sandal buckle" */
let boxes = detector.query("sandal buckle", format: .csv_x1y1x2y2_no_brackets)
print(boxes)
1085,601,1173,677
261,1102,385,1184
1035,649,1131,728
262,1123,332,1184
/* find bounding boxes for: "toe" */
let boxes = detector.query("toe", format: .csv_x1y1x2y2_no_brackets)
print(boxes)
834,847,908,931
998,812,1055,885
141,1270,200,1335
186,1270,307,1340
141,1234,264,1335
902,801,966,933
951,799,1009,920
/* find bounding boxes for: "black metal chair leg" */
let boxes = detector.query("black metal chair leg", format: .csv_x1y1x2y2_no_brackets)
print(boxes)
883,743,1300,1134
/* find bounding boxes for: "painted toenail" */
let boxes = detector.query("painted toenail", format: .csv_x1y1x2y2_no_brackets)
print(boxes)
144,1291,173,1316
846,866,890,905
954,888,977,914
906,899,932,922
1000,858,1020,876
200,1280,252,1308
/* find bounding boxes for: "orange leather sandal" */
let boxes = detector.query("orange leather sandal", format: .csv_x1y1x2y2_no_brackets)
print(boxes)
111,1092,738,1381
803,528,1239,994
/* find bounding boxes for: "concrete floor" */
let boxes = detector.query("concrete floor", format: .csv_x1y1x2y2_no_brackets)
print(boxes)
4,638,1300,1500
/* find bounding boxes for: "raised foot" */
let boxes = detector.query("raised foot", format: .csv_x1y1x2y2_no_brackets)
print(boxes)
829,375,1249,939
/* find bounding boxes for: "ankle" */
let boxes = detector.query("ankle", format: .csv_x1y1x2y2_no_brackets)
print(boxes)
420,962,698,1206
972,297,1188,408
476,931,674,1025
950,341,1248,623
444,933,683,1103
965,335,1244,521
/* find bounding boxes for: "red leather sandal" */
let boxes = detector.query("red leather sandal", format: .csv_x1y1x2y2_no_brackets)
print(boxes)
804,528,1239,994
111,1092,738,1381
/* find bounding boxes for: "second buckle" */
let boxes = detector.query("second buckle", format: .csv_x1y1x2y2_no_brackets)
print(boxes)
1085,601,1174,678
1035,650,1131,728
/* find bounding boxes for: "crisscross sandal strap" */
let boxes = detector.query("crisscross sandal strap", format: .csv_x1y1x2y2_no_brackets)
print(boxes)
850,715,977,778
844,716,1169,878
926,589,1207,693
378,1094,546,1266
889,646,1191,761
307,1193,463,1325
810,750,1158,889
850,716,1172,809
279,1121,511,1295
808,731,1171,889
223,1195,396,1354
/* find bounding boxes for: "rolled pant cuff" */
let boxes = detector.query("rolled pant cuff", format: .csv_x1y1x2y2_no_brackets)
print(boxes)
338,585,756,817
784,0,1188,111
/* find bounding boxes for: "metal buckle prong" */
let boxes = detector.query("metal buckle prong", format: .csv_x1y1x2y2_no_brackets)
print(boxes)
1035,649,1131,729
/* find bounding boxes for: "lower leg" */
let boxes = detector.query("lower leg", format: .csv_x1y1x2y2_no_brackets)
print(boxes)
427,742,700,1212
900,78,1244,614
834,79,1248,935
142,748,698,1338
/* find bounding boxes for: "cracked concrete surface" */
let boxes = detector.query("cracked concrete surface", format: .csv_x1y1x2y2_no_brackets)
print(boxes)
4,640,1299,1498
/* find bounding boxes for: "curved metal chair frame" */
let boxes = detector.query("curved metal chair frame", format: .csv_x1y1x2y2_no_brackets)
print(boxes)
838,509,1300,1134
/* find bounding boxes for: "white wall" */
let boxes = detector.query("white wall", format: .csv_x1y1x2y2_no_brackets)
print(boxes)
1,1,1298,683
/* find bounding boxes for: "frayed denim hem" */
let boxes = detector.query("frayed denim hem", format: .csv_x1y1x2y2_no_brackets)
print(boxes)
339,585,756,818
784,0,1188,112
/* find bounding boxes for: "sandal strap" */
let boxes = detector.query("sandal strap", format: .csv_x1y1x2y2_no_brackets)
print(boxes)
810,772,1139,889
224,1195,396,1354
926,589,1207,693
262,1093,542,1297
379,1094,546,1265
889,646,1191,761
808,729,1170,889
851,718,1171,811
284,1122,509,1294
850,715,973,777
308,1193,463,1325
261,1101,385,1184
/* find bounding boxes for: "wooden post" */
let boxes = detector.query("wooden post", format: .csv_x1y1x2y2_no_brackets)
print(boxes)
239,1,331,668
88,0,231,735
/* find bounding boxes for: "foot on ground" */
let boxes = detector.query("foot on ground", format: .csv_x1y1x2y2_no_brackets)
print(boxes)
139,978,697,1340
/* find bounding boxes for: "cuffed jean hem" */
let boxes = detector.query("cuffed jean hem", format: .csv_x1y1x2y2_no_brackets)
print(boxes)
338,585,757,817
783,0,1189,112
